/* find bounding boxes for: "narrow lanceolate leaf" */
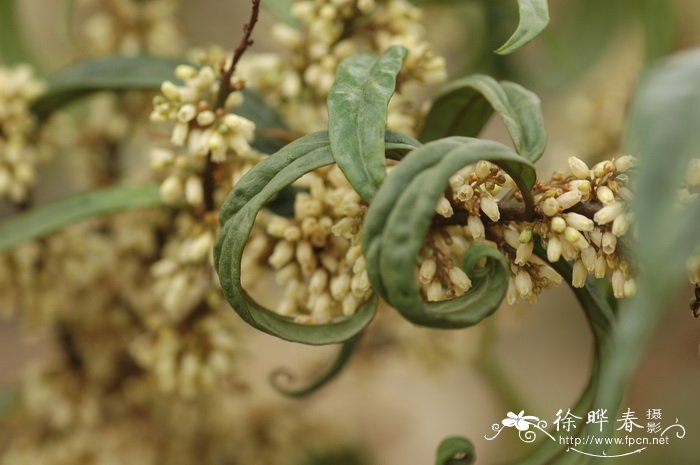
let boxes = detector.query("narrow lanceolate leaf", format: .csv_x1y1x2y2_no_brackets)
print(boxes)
270,335,362,397
420,74,546,163
496,0,550,55
263,0,299,28
362,138,536,328
31,55,182,119
328,46,408,202
214,131,417,345
0,0,34,67
0,184,163,252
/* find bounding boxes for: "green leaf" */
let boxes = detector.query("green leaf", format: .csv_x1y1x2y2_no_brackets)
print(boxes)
495,0,549,55
328,46,408,202
420,74,546,163
435,437,475,465
31,55,182,120
214,131,418,345
0,184,163,252
362,137,535,328
263,0,299,28
0,0,34,67
270,335,361,397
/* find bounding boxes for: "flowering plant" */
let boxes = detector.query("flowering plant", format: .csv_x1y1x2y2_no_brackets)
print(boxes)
0,0,698,464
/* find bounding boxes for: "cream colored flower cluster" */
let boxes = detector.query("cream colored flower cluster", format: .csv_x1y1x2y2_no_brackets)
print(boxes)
412,155,637,306
534,156,636,298
0,65,45,203
260,166,371,323
150,51,258,207
77,0,183,56
240,0,446,134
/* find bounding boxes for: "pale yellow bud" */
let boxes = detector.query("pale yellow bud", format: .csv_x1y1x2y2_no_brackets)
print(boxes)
426,281,444,302
551,216,567,233
596,186,615,205
547,237,562,262
515,270,533,297
564,226,585,245
594,202,624,225
557,190,583,210
161,81,179,100
568,156,590,179
572,260,587,288
580,246,597,272
467,215,485,239
614,155,636,173
612,213,629,237
309,269,328,294
594,255,607,279
184,176,204,207
160,175,182,204
602,232,617,255
623,279,637,298
542,197,560,217
480,196,500,222
612,270,625,298
475,161,491,179
269,241,294,269
455,184,474,202
448,266,472,292
565,212,594,231
330,274,351,300
435,196,454,217
419,258,437,285
515,241,533,265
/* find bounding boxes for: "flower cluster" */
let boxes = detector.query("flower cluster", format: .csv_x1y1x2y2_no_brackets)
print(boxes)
239,0,447,134
0,65,45,203
260,166,371,323
150,50,258,207
77,0,183,56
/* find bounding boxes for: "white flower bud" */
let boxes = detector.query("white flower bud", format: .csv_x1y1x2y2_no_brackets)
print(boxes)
612,270,625,298
160,175,182,204
504,228,520,249
184,176,203,207
187,233,213,262
426,281,444,301
565,212,594,231
568,156,590,179
515,270,533,297
602,232,617,255
342,294,359,316
612,213,629,237
448,266,472,292
435,196,454,217
551,216,567,233
467,215,485,239
623,279,637,298
614,155,636,173
309,269,328,294
480,196,500,222
547,237,562,262
570,180,591,196
475,161,491,179
455,184,474,202
572,260,587,288
594,202,624,225
515,241,534,265
161,81,179,100
419,258,437,285
596,186,615,205
331,274,351,300
177,103,197,123
171,122,189,146
594,255,607,279
269,241,294,269
175,65,197,80
149,147,174,170
564,226,585,246
196,110,216,127
580,246,597,272
542,197,560,217
557,190,583,210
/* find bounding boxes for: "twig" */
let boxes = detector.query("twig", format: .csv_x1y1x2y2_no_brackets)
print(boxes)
215,0,261,109
202,0,261,212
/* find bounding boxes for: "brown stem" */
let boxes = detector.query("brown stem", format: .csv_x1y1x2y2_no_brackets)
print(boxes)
201,0,261,213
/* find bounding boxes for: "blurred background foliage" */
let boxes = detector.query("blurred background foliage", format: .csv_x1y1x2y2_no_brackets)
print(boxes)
0,0,699,464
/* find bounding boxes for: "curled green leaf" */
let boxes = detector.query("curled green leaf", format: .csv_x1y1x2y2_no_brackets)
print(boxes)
496,0,550,55
362,137,535,328
270,334,362,397
214,131,417,345
421,74,546,163
435,437,475,465
328,45,408,202
0,184,163,252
